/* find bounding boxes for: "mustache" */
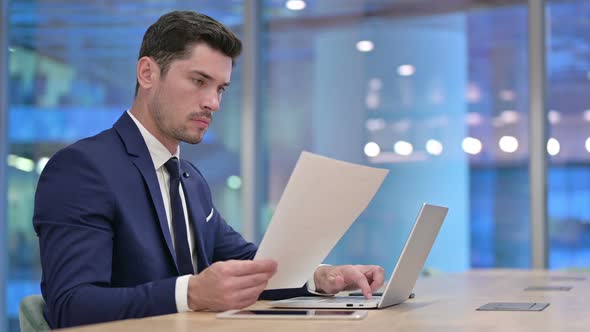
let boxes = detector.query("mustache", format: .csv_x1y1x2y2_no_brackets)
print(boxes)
188,112,212,122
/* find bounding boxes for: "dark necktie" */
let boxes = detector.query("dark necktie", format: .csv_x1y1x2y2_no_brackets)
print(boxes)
164,157,194,275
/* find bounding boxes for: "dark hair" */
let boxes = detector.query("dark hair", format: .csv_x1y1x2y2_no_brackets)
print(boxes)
135,10,242,96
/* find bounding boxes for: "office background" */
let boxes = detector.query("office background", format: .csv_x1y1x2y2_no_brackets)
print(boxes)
1,0,589,330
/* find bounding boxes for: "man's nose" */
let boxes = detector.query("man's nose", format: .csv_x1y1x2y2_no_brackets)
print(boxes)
202,89,220,112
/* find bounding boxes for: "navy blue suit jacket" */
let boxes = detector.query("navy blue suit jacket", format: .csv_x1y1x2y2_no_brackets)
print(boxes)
33,112,307,328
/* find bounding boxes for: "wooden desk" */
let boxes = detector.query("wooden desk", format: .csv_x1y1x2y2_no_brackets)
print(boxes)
60,269,590,332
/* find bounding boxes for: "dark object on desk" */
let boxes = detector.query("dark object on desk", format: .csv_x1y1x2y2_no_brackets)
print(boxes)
217,309,368,320
524,286,572,291
477,302,550,312
349,292,415,299
259,285,313,300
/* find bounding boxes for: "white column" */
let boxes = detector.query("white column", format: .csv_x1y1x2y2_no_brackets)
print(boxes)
241,0,262,242
529,0,548,269
0,0,9,328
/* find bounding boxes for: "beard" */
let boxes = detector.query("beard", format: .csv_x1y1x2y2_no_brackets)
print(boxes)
149,89,209,145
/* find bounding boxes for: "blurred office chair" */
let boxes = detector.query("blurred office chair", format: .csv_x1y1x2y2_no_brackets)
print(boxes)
19,295,50,332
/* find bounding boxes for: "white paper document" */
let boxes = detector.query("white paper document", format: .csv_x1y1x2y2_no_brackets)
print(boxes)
254,151,388,289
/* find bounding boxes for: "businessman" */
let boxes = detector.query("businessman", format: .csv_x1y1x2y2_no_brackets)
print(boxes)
33,10,385,328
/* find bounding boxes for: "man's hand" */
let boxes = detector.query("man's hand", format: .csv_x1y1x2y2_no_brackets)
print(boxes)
313,265,385,299
187,259,277,311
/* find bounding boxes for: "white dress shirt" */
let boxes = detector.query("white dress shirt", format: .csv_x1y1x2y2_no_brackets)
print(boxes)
128,111,194,312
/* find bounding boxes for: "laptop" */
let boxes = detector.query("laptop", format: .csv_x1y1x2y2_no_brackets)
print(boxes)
270,203,448,309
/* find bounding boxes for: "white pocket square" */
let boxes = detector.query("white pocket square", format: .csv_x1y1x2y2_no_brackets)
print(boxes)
205,208,214,222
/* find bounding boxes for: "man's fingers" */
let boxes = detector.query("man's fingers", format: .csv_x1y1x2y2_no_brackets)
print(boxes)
370,279,384,292
325,275,345,293
355,275,373,299
317,274,345,294
189,261,278,312
338,266,373,298
231,272,274,290
231,282,268,308
367,267,385,291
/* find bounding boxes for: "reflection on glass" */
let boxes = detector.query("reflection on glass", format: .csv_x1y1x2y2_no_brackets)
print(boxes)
462,137,483,155
467,4,530,268
425,139,443,156
263,0,531,273
6,2,244,330
262,1,477,275
498,136,519,153
547,138,561,156
364,142,381,158
546,0,590,270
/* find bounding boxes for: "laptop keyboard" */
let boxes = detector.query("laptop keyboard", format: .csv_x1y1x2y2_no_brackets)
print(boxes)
295,296,381,303
327,296,381,303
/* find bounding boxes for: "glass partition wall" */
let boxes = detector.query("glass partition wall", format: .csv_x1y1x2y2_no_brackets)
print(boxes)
4,2,245,330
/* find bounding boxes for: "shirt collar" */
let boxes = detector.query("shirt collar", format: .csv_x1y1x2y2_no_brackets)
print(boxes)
127,110,180,170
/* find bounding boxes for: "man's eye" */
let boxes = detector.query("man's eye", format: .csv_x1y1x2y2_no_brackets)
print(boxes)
218,87,226,94
193,79,204,86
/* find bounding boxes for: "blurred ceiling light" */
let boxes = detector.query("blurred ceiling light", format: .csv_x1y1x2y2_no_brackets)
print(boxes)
499,136,519,153
586,137,590,153
584,109,590,122
366,92,380,109
547,138,560,156
285,0,306,10
428,115,449,127
356,40,374,52
397,64,415,77
425,139,443,156
364,142,381,157
368,78,382,90
36,156,50,174
548,110,561,124
500,110,519,124
499,89,516,101
365,118,386,131
394,141,413,156
9,47,15,53
7,154,35,172
393,119,411,132
466,112,483,126
466,83,481,103
492,116,504,127
226,175,242,190
462,137,482,155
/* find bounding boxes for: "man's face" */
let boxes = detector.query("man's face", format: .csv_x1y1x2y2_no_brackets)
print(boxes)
148,43,232,146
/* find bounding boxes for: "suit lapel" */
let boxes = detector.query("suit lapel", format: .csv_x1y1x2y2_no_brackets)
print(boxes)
113,112,178,272
180,166,210,273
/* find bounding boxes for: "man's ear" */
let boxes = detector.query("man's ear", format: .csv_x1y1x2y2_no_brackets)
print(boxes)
137,56,160,90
